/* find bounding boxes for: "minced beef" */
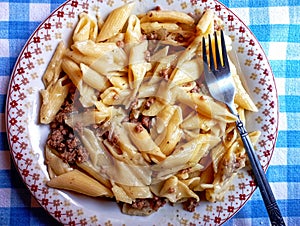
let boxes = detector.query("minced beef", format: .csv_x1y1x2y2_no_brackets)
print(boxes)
46,87,88,164
124,196,167,212
182,198,200,212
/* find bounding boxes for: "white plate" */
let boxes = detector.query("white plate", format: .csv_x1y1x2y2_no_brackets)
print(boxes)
6,0,278,225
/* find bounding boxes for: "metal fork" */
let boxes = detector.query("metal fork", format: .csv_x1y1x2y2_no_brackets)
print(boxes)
202,30,285,226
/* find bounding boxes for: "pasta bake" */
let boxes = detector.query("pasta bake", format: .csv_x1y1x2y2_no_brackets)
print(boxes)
40,2,260,216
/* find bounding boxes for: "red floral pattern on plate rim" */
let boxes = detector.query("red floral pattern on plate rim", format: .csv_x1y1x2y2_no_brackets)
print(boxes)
6,0,279,225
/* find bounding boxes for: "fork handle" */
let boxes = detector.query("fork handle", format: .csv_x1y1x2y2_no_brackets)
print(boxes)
235,115,285,226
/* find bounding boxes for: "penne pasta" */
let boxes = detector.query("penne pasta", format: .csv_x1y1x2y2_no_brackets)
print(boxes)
151,176,199,203
40,75,71,124
72,40,118,58
141,22,180,33
47,169,113,197
61,57,97,107
157,107,183,156
128,40,152,89
171,58,203,86
119,184,153,199
77,160,112,189
73,12,98,42
80,63,110,92
229,56,258,111
176,90,237,122
124,122,166,161
140,10,195,25
196,9,214,35
45,146,73,178
125,15,142,45
97,2,135,42
42,41,66,87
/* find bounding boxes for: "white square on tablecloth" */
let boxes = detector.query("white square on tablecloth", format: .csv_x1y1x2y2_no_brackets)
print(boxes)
269,6,290,24
270,182,288,200
278,112,287,131
231,218,252,226
271,148,287,166
0,76,9,95
0,188,11,207
0,2,9,21
275,78,285,96
231,7,250,26
268,42,287,60
0,39,9,58
29,3,50,22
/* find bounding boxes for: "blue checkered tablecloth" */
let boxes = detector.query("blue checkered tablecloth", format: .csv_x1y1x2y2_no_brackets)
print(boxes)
0,0,299,225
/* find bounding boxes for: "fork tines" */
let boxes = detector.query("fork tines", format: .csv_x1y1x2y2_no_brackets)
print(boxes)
202,30,229,73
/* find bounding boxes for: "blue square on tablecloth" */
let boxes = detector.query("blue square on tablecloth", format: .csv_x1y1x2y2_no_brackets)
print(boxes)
30,208,60,225
277,130,300,148
225,0,250,8
285,78,299,95
267,165,287,182
219,0,229,7
288,0,300,6
249,188,261,200
8,21,36,40
288,180,300,199
286,60,300,78
0,21,9,38
287,199,300,217
287,148,300,166
258,42,269,57
0,57,10,76
287,165,300,182
286,43,299,61
249,7,270,25
270,60,285,78
10,188,32,207
270,25,289,42
10,165,30,189
287,113,300,133
248,0,270,7
288,25,300,42
0,96,6,114
0,208,10,226
0,133,9,151
245,200,269,218
0,170,12,187
249,25,271,42
289,7,300,23
50,0,63,11
281,96,300,113
285,78,300,95
8,38,28,59
9,3,29,22
10,207,30,225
